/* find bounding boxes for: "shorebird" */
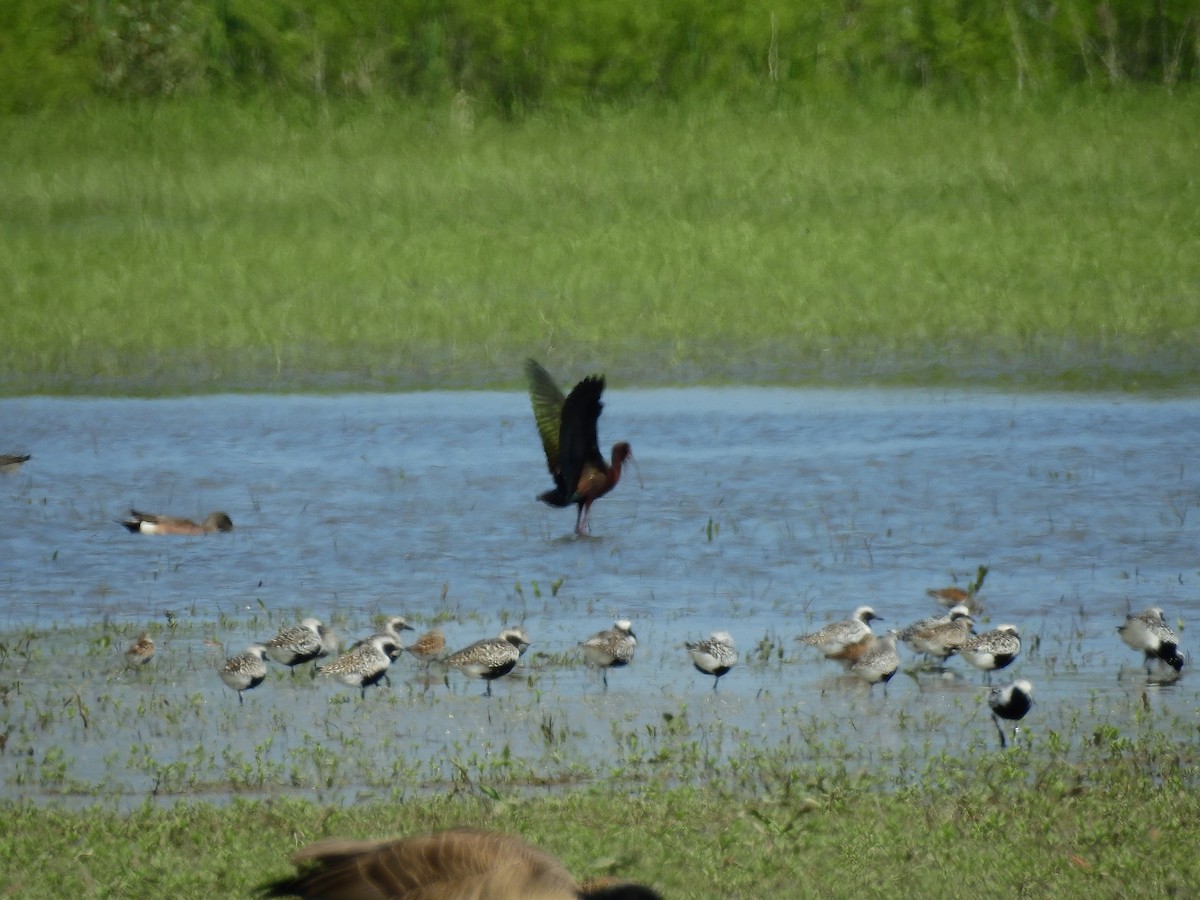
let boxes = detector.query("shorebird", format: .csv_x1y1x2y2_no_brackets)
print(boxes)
850,630,901,691
685,631,737,690
404,628,447,668
444,627,532,696
526,358,635,536
260,827,663,899
124,632,155,668
319,635,400,699
988,679,1034,749
1117,607,1185,675
0,453,31,474
927,564,988,614
118,509,233,535
959,624,1021,682
899,605,975,666
353,616,416,659
796,606,882,668
220,644,268,704
581,620,637,689
263,618,331,675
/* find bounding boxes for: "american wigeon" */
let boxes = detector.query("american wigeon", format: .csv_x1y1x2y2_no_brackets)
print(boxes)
118,509,233,535
0,453,31,473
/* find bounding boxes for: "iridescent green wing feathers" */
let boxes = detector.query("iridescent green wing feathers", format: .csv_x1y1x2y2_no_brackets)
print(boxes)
525,358,566,482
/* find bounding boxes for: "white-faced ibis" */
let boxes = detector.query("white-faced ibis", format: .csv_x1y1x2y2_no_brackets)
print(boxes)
526,358,634,536
988,679,1034,749
959,624,1021,682
796,606,882,668
118,509,233,535
220,644,268,704
260,827,664,899
1118,607,1185,675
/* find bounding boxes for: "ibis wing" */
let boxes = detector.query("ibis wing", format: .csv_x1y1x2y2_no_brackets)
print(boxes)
525,359,566,482
558,375,605,500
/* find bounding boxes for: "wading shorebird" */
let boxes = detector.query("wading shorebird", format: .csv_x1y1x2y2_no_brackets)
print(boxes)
262,618,332,675
580,619,637,689
352,616,416,659
526,358,635,536
118,509,233,536
0,453,31,474
899,605,975,667
988,679,1034,749
220,644,268,704
796,606,882,668
850,630,901,692
1117,606,1185,676
319,635,400,699
443,627,532,696
124,632,155,669
260,827,664,899
685,631,737,690
927,564,989,615
404,629,447,668
959,624,1021,682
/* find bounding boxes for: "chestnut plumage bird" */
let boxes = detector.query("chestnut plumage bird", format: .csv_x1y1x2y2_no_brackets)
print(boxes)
526,359,634,536
260,827,663,899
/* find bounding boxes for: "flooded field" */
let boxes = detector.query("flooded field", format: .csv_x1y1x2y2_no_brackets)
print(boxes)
1,388,1197,804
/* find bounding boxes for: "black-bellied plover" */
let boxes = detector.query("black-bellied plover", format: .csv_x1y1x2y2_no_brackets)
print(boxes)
263,618,330,675
686,631,737,690
988,678,1034,749
1117,606,1185,675
959,624,1021,681
899,605,974,666
404,629,447,668
118,509,233,535
850,630,901,691
353,616,415,660
319,635,400,699
220,644,268,704
581,619,637,689
124,632,155,668
526,358,636,536
796,606,882,667
260,828,664,899
0,453,31,474
443,627,532,696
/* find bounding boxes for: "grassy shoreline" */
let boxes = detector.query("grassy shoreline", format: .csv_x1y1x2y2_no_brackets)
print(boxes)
3,92,1199,396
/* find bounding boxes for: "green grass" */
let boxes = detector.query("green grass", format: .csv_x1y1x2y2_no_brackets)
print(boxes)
2,91,1200,394
4,744,1200,897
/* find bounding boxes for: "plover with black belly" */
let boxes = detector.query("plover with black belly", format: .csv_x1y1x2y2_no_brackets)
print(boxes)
686,631,737,690
581,619,637,689
988,679,1034,749
0,453,31,474
900,606,974,667
959,624,1021,682
444,627,532,696
1118,607,1185,676
851,630,901,692
353,616,415,660
797,606,882,668
220,644,268,704
263,618,330,675
124,632,155,669
319,635,400,699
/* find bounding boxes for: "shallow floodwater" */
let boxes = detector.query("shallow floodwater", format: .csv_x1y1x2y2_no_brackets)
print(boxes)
1,389,1198,803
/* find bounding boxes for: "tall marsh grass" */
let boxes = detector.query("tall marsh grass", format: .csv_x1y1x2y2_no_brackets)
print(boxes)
2,93,1199,394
